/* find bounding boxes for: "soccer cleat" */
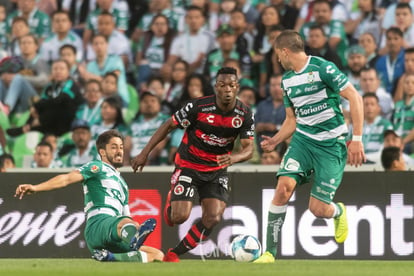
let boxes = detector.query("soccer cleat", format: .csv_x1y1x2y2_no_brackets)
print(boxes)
163,190,173,227
130,218,157,250
334,202,348,243
92,249,115,262
253,251,275,263
163,248,180,262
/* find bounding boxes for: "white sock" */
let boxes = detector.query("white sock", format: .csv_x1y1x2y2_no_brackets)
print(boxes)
269,203,287,214
331,202,340,218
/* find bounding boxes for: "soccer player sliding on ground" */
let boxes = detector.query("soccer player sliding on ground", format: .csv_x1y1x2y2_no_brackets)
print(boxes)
15,130,163,262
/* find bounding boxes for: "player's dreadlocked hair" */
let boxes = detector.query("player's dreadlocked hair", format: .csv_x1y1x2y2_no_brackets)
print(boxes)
216,67,238,79
96,130,124,151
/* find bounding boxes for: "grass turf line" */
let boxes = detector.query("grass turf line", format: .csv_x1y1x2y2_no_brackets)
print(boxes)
0,259,413,276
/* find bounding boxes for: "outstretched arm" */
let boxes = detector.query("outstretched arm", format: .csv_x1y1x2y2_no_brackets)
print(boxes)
131,118,178,172
15,170,84,199
261,107,296,153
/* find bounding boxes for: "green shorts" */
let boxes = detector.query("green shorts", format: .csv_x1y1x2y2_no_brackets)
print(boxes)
84,214,143,257
277,133,347,204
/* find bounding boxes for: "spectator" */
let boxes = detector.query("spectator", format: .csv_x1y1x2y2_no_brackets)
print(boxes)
7,59,83,137
217,0,237,28
294,0,349,31
162,6,212,75
379,2,414,52
90,96,128,142
6,0,51,42
0,153,16,172
125,90,170,165
393,73,414,153
62,0,96,37
176,73,213,109
63,118,98,167
101,71,121,100
204,24,244,85
132,0,179,43
365,129,414,165
358,32,380,68
305,24,343,69
235,0,260,31
79,34,129,104
7,17,30,57
163,59,189,115
381,0,414,30
359,67,394,120
0,4,7,49
76,79,104,126
269,0,299,30
83,0,129,48
229,9,254,78
59,44,84,88
346,0,381,44
86,11,131,64
255,74,286,154
258,24,284,99
40,10,83,64
0,35,49,117
31,141,60,168
299,0,349,66
381,146,406,171
145,75,167,100
376,27,405,95
252,5,281,64
136,14,176,87
393,47,414,102
359,93,394,155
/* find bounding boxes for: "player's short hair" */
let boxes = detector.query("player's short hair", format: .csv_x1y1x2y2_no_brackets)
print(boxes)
216,67,238,79
96,130,124,152
362,92,379,102
274,30,305,53
59,44,77,55
381,146,401,170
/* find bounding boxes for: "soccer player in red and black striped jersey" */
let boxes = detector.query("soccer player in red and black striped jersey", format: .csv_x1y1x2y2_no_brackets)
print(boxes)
132,67,255,262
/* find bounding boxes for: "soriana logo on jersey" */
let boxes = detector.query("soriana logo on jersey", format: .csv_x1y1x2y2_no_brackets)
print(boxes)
128,190,162,249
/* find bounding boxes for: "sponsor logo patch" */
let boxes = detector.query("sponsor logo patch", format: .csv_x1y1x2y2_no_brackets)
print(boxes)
91,165,99,173
174,184,185,195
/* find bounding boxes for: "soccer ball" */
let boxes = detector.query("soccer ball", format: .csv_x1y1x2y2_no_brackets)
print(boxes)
231,234,262,262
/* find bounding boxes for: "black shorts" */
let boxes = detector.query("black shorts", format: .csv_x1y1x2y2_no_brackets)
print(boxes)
169,168,230,203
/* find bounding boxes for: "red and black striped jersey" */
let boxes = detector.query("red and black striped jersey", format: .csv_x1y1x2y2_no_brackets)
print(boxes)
172,95,255,172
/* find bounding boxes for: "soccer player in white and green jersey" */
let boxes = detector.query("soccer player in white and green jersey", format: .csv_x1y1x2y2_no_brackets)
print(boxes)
254,30,366,263
15,130,163,262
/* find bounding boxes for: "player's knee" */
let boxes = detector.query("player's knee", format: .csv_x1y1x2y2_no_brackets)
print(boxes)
170,212,190,224
202,213,222,228
309,205,328,218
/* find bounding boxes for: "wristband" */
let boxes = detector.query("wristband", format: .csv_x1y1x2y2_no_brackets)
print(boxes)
352,135,362,142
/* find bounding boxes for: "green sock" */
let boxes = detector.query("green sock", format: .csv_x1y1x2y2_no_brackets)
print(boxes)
266,204,287,257
120,223,138,244
112,251,146,262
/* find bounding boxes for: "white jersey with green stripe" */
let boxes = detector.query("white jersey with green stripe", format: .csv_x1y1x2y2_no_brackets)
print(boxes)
282,56,349,144
78,160,130,220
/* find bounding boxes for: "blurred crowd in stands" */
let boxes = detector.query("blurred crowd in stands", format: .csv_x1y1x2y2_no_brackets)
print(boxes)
0,0,413,172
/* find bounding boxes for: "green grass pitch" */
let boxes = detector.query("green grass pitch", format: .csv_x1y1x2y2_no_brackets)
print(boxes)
0,259,413,276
